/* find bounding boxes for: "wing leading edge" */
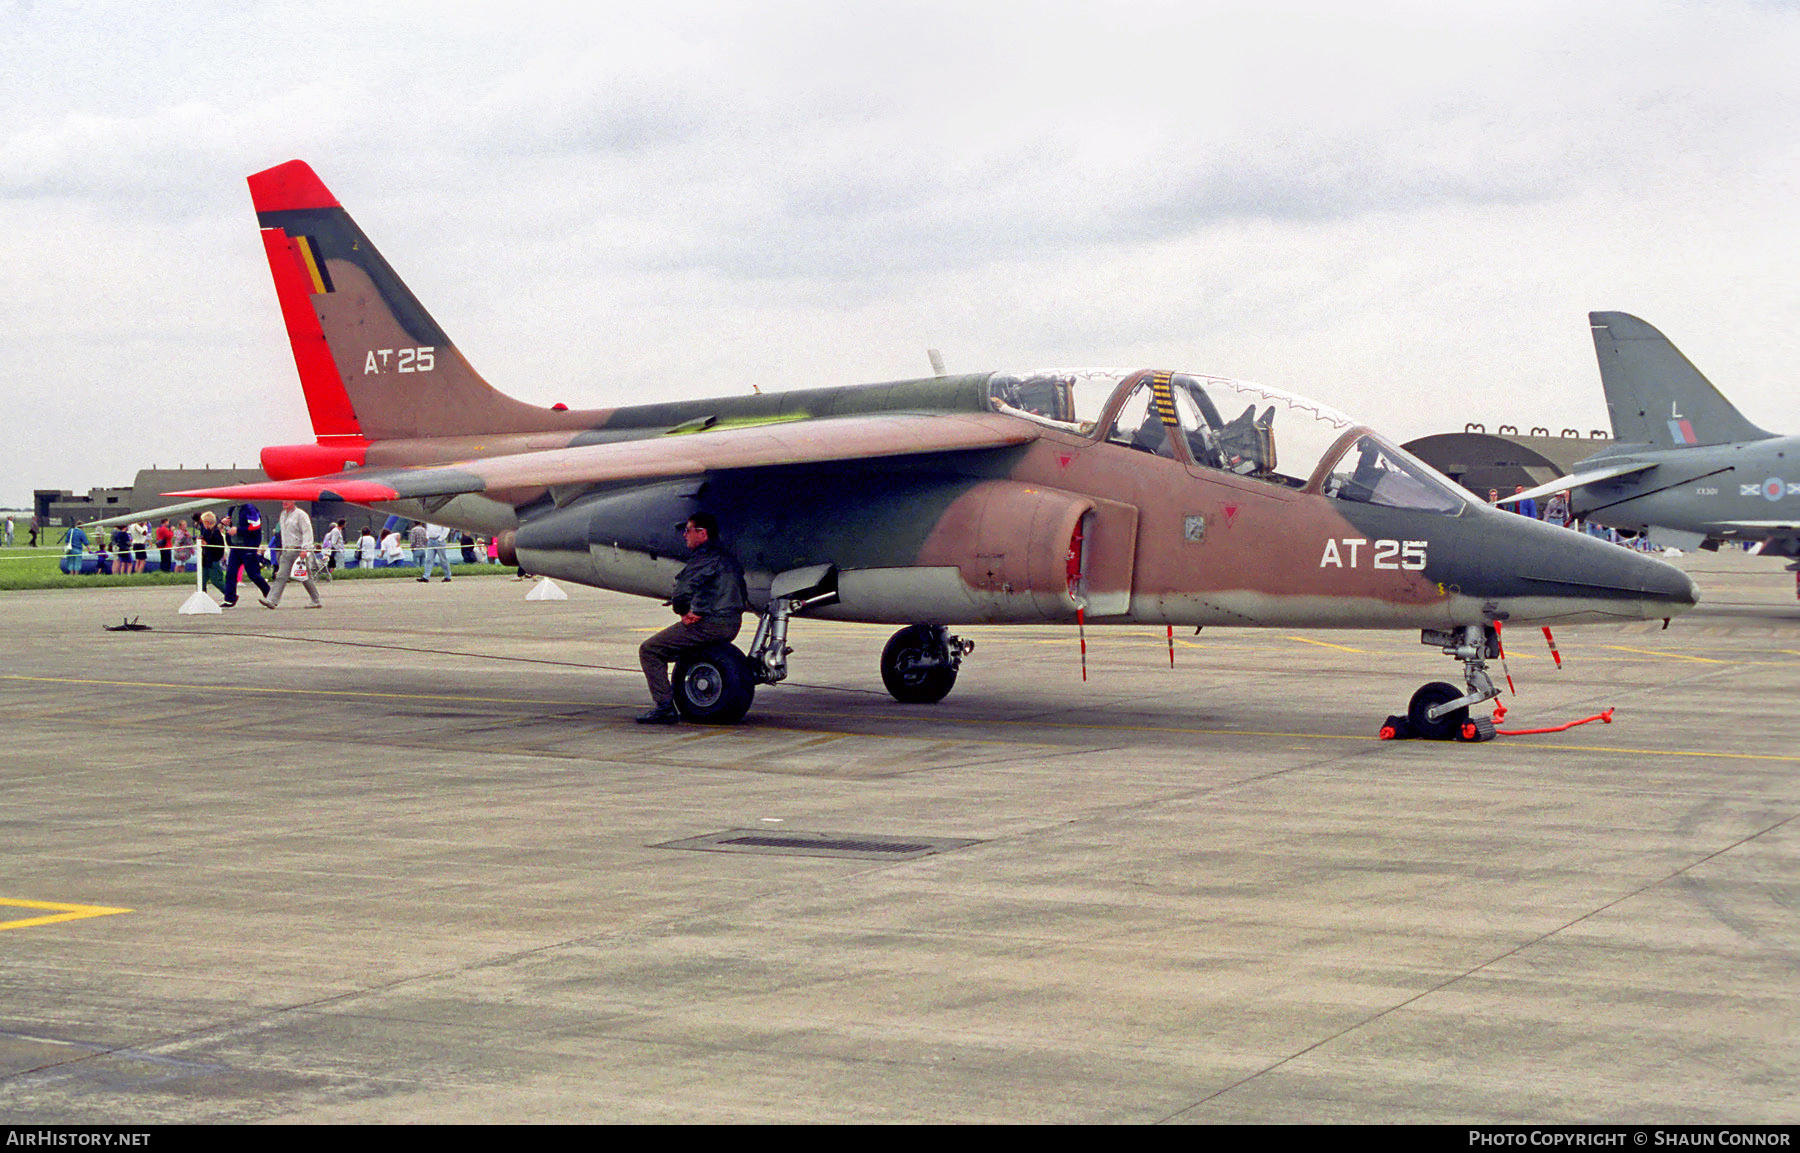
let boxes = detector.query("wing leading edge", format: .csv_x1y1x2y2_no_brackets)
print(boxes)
167,411,1040,505
1496,459,1658,508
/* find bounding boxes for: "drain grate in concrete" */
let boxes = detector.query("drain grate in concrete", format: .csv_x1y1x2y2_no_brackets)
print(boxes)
655,828,981,861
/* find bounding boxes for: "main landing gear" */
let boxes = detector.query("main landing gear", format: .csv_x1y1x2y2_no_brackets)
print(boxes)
672,565,979,722
672,644,757,725
879,624,975,704
1396,624,1502,741
671,565,841,725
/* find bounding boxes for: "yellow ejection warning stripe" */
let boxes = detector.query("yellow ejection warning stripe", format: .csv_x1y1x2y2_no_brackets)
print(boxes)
1151,370,1179,426
0,897,133,932
295,235,330,294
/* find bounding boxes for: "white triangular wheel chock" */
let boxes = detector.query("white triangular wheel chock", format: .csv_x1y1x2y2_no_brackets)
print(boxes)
178,589,222,615
525,577,568,601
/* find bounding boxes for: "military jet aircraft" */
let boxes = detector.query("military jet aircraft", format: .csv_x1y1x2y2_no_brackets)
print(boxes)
1505,312,1800,564
172,161,1697,736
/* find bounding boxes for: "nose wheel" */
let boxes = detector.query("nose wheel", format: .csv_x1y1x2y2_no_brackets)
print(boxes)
1406,681,1469,741
1394,625,1501,740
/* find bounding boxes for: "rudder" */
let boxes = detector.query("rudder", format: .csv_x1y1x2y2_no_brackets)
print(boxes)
250,160,588,443
1589,311,1772,448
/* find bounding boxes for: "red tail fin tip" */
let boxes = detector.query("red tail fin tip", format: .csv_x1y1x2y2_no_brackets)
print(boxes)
248,160,341,214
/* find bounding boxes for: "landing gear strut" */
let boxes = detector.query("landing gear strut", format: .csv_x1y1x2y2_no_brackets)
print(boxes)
737,565,978,712
1404,624,1502,740
880,625,975,704
745,564,840,688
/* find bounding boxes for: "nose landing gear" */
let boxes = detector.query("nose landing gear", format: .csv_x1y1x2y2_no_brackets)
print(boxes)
1390,624,1502,741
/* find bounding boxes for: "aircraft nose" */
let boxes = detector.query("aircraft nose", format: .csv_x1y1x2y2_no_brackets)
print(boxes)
1637,552,1700,611
1504,523,1699,618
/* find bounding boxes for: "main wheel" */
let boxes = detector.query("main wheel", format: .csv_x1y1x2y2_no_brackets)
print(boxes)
880,625,959,704
673,643,756,724
1408,681,1468,741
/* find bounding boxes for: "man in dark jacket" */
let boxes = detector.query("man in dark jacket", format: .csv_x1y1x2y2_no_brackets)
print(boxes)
637,513,748,724
222,505,271,608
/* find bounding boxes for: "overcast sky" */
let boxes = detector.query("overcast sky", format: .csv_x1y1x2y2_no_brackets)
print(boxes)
3,0,1797,508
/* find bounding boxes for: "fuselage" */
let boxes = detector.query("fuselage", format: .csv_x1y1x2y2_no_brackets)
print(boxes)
233,162,1697,633
345,368,1698,630
1572,436,1800,545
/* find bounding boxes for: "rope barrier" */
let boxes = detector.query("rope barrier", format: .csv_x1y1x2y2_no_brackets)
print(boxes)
1,545,499,571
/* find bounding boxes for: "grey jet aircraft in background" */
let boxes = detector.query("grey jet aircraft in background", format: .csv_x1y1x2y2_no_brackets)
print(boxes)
1507,312,1800,574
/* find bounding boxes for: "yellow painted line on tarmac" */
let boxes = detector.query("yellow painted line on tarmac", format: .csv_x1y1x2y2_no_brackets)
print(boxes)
1601,645,1729,664
1286,636,1366,653
790,708,1380,743
0,898,132,932
779,708,1800,760
7,676,1792,763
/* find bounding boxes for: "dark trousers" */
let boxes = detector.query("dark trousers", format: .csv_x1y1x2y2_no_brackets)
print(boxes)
224,550,270,602
639,615,743,706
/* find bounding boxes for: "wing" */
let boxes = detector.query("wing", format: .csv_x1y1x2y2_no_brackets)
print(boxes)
1496,459,1657,507
166,412,1039,505
1720,523,1800,557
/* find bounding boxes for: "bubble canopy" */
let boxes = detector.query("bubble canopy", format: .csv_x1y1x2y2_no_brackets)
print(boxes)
987,368,1465,514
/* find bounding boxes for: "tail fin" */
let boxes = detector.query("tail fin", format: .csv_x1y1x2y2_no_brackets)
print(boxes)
1588,311,1773,448
250,160,595,443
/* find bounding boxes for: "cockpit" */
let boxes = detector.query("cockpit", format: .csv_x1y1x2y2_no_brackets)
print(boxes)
987,368,1465,514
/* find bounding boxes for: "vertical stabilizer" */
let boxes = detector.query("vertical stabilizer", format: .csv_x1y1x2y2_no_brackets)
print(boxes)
1589,311,1773,448
249,160,598,443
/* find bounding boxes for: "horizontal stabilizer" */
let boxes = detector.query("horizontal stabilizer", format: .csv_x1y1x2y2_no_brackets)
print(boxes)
166,476,425,504
84,497,240,530
1495,459,1657,508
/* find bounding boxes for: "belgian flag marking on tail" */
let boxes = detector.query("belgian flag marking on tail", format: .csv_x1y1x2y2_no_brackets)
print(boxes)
293,235,333,295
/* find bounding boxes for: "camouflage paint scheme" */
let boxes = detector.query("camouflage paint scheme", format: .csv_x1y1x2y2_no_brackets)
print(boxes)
174,161,1696,647
1505,312,1800,560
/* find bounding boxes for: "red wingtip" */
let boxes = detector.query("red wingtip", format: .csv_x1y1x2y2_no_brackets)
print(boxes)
248,160,341,213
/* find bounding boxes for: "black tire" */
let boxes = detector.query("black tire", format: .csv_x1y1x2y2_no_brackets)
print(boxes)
880,625,958,704
673,643,756,725
1408,681,1468,741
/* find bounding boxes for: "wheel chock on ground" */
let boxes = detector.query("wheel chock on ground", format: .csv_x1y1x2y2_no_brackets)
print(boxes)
525,577,568,601
1458,715,1497,742
1382,707,1617,741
